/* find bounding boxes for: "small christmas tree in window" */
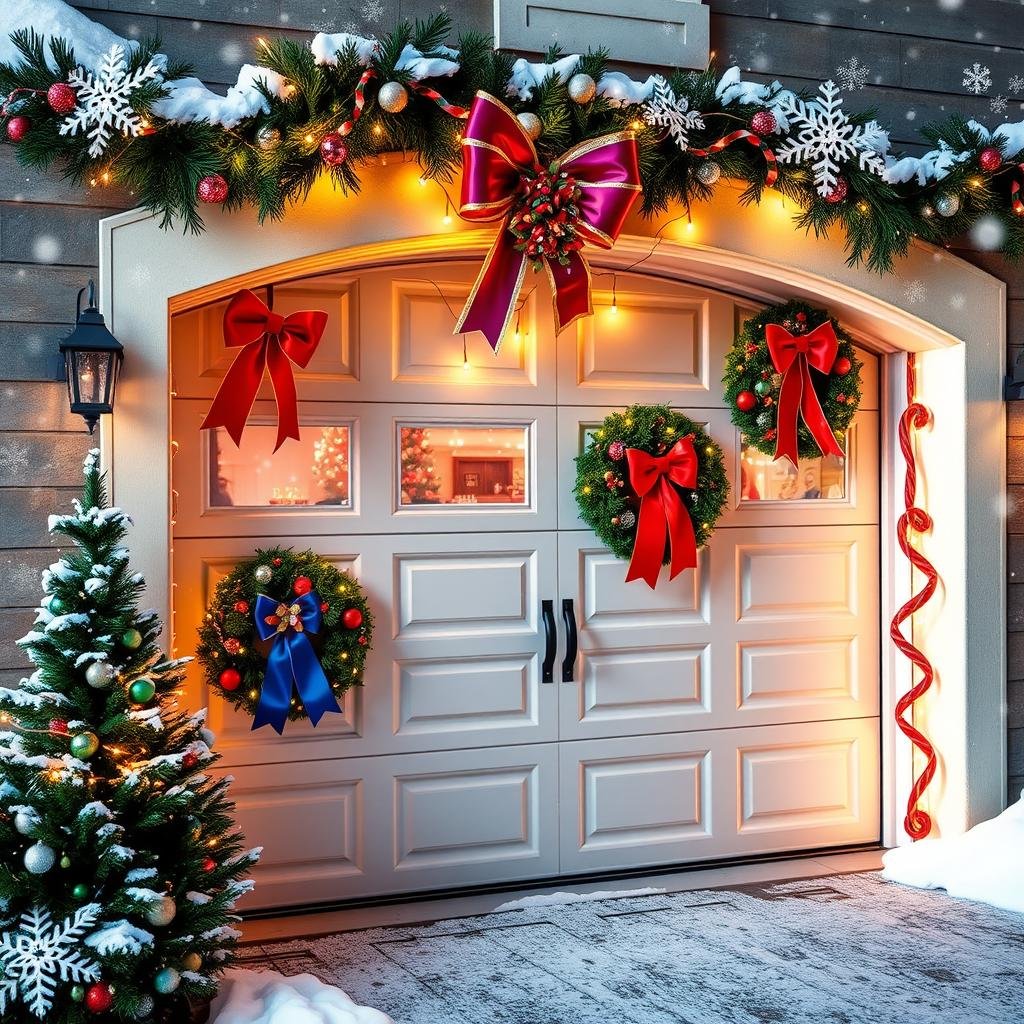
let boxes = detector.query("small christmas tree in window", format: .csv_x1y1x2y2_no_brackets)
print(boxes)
399,427,441,504
0,450,259,1022
311,426,351,504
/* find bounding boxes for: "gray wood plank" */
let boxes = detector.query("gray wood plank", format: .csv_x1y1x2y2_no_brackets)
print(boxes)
0,609,34,671
0,549,50,609
0,488,81,548
0,204,120,268
0,383,81,432
1009,678,1024,729
1008,627,1024,681
0,149,132,208
1010,727,1023,776
0,324,68,383
2,264,97,323
0,432,94,488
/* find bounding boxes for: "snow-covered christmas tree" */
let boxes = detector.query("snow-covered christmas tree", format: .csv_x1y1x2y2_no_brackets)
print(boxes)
0,450,259,1022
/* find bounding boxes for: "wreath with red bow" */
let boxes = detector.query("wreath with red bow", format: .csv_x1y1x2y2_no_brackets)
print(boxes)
574,406,729,589
723,299,862,463
196,547,372,733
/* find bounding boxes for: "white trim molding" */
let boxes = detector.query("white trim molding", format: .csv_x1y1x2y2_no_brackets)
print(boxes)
99,165,1006,846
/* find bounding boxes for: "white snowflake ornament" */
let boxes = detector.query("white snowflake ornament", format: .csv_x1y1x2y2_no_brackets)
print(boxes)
1009,74,1024,96
643,76,705,153
835,57,870,91
963,62,992,95
775,80,888,197
60,44,162,158
0,904,102,1018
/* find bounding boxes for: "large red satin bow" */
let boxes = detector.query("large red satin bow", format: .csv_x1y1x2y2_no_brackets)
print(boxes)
765,321,844,466
201,289,327,452
455,92,642,351
625,436,699,589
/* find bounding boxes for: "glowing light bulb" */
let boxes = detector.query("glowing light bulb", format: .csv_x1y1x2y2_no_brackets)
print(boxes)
304,133,314,145
463,357,471,372
418,176,427,187
443,213,452,225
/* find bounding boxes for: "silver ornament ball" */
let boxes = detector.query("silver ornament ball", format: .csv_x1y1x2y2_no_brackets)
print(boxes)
135,994,155,1018
256,125,281,151
253,564,273,584
517,112,542,141
14,810,36,836
696,160,722,185
24,841,56,874
153,968,181,995
619,510,637,530
935,192,960,218
378,81,409,114
144,895,177,927
85,660,116,689
568,72,597,105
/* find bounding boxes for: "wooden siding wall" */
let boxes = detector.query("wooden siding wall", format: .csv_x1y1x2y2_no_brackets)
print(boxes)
1,0,1021,803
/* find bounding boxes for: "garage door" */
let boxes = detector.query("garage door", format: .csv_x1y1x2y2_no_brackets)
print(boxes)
171,261,880,909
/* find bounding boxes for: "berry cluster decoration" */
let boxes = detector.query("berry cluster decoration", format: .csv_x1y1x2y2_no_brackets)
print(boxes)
722,299,862,461
508,165,584,270
196,547,372,726
574,404,729,565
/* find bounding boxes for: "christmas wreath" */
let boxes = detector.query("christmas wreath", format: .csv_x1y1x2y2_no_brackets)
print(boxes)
196,547,372,734
722,299,862,464
574,405,729,588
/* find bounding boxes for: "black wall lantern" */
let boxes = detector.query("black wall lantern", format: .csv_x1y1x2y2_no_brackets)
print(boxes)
60,281,124,433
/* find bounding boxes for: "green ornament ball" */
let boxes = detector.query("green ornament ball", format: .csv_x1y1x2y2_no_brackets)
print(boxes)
129,678,157,704
72,882,90,900
60,855,72,869
71,984,86,1003
154,967,181,994
122,628,143,649
46,594,64,614
754,379,771,396
70,731,100,758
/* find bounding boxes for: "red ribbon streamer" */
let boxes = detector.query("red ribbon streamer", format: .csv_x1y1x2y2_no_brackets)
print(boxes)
409,80,469,119
889,353,938,840
624,436,699,589
765,321,844,466
200,289,327,451
455,92,642,351
337,69,377,136
689,129,778,186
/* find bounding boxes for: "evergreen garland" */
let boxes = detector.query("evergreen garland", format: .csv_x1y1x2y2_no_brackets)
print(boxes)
722,299,863,460
3,15,1024,271
196,547,372,726
574,404,729,564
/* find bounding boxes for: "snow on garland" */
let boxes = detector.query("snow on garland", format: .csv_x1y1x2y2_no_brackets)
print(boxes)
574,406,729,589
1,0,1024,271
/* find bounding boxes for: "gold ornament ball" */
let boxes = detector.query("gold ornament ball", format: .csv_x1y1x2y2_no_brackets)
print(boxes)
568,72,597,104
256,125,281,151
182,952,202,972
378,81,409,114
145,895,177,927
517,112,542,140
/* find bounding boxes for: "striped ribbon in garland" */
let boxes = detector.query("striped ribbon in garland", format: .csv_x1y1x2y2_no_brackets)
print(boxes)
337,68,378,136
690,129,778,186
409,80,469,119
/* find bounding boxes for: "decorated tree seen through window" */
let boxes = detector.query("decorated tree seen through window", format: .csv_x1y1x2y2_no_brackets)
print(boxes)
399,427,441,504
311,426,351,504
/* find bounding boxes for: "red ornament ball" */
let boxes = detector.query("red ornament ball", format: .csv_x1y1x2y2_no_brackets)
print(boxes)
197,173,229,204
223,637,241,655
293,575,313,596
750,110,777,136
358,635,368,646
795,311,807,323
342,608,363,630
233,600,249,614
320,601,330,613
272,557,283,567
825,177,849,204
201,856,217,873
6,115,30,142
219,667,242,691
182,752,199,770
607,440,625,461
979,146,1002,172
85,983,114,1014
320,132,349,167
833,355,852,376
49,718,69,735
736,390,757,412
46,82,77,114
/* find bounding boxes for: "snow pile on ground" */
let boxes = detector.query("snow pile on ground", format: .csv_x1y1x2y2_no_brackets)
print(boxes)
210,969,392,1024
493,886,666,912
882,790,1024,913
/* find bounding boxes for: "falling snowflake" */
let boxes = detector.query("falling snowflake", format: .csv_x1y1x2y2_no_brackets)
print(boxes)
962,62,992,95
1010,74,1024,95
1,439,30,476
59,44,161,158
643,76,705,153
950,293,966,310
991,94,1008,115
361,0,385,22
904,280,926,305
0,904,102,1018
835,57,870,91
775,80,889,197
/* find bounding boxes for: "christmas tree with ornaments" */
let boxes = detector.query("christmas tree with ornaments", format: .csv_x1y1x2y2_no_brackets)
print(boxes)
399,427,441,504
0,450,259,1023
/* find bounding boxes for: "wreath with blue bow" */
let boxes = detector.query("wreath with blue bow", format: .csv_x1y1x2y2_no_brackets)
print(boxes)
196,547,372,734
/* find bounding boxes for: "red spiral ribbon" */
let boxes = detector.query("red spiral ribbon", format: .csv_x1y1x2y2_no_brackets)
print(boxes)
409,80,469,119
690,130,778,186
889,353,939,840
337,69,377,136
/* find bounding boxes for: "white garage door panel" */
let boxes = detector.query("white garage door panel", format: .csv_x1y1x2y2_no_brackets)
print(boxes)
559,718,878,873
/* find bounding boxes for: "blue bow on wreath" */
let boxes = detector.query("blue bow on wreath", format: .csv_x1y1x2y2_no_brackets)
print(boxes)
252,591,341,733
